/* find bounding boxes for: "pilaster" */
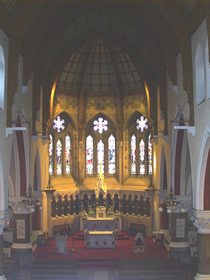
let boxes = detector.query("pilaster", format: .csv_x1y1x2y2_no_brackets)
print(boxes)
0,209,10,280
193,210,210,280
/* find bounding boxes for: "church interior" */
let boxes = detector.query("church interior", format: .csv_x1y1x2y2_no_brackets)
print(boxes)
0,0,210,279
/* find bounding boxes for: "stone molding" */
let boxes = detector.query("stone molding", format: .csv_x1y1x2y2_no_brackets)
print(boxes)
192,210,210,234
11,243,32,249
194,273,210,280
9,201,32,215
169,241,189,248
166,204,187,214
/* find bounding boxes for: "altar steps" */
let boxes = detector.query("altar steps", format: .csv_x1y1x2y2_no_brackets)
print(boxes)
72,231,129,241
78,258,119,270
3,257,19,279
31,260,77,280
119,259,195,280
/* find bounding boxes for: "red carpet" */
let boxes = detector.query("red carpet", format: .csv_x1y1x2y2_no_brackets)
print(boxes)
34,232,168,262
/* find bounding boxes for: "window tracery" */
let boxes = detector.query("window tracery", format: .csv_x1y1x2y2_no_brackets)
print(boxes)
49,134,53,175
148,134,153,175
131,134,136,174
56,139,62,175
53,115,65,132
49,114,73,176
86,135,94,175
65,134,71,174
97,140,104,174
129,114,153,176
139,139,145,175
108,134,116,174
86,115,116,176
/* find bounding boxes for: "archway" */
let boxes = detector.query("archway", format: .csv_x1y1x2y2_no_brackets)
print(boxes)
0,46,5,109
32,150,41,231
16,120,27,197
174,124,184,195
204,149,210,210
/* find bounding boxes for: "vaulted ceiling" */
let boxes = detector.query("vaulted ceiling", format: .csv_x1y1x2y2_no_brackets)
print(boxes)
0,0,209,128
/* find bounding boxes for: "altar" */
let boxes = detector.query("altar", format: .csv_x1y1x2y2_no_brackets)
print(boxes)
80,171,121,248
80,208,121,248
81,216,121,232
86,231,115,248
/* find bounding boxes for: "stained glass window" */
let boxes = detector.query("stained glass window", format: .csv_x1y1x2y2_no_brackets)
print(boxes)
148,134,153,174
93,117,108,134
136,116,148,132
131,134,136,174
65,134,71,174
53,115,65,132
108,134,115,174
56,139,62,175
139,139,145,174
86,135,93,174
49,134,53,175
97,140,104,174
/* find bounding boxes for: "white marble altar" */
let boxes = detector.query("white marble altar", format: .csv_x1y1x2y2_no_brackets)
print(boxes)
81,216,121,232
56,234,68,254
86,231,115,248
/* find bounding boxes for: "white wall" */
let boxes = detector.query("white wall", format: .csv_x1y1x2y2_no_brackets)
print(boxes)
0,29,11,211
191,20,210,209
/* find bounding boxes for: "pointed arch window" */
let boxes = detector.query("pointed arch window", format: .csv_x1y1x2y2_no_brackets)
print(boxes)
97,140,104,174
131,134,136,174
56,139,62,175
86,135,93,174
65,134,71,174
49,134,53,175
108,135,115,174
148,134,153,174
129,116,153,176
86,115,116,176
139,139,145,175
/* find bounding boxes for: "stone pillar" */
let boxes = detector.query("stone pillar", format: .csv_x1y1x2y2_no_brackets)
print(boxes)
193,210,210,280
0,210,9,280
32,191,44,247
118,141,123,184
78,141,85,185
167,205,190,264
43,188,55,238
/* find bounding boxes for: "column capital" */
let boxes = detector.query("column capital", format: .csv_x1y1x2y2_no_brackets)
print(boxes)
9,201,32,215
192,210,210,234
166,203,187,214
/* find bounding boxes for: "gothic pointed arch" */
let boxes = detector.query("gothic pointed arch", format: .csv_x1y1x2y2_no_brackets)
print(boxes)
174,120,185,195
34,149,41,191
49,111,76,176
196,128,210,209
160,147,167,192
9,133,20,197
180,133,192,196
126,111,152,176
204,149,210,210
85,113,116,176
16,120,27,197
0,45,5,110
